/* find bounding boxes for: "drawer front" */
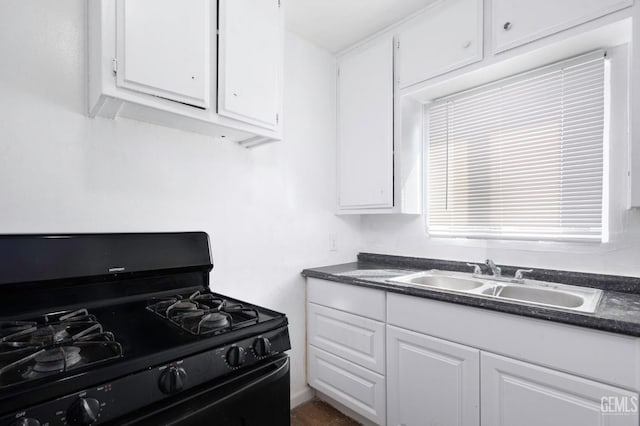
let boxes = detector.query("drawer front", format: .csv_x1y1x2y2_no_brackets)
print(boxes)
387,293,640,390
308,345,386,425
308,302,385,374
307,277,385,321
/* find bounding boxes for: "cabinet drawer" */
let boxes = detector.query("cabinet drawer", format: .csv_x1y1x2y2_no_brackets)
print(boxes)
397,0,483,88
492,0,633,53
387,293,640,390
482,352,639,426
307,278,385,321
308,346,386,425
308,303,385,374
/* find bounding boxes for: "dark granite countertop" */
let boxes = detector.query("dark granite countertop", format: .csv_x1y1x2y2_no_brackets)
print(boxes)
301,253,640,338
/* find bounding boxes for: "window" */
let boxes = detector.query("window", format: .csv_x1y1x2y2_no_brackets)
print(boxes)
426,52,607,242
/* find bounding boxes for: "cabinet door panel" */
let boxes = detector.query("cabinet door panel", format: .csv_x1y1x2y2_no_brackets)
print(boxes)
482,352,639,426
492,0,633,53
116,0,210,108
387,325,480,426
338,38,394,210
398,0,483,88
308,303,385,374
218,0,282,129
308,346,386,425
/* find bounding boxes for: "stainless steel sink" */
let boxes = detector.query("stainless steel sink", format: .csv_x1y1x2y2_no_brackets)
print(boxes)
405,275,483,291
388,271,484,291
494,286,583,307
482,283,602,312
388,270,602,313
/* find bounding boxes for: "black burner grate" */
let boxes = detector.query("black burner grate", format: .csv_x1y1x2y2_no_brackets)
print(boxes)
0,309,123,389
147,291,260,336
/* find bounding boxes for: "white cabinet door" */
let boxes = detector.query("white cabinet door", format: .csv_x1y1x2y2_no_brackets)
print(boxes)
116,0,211,108
308,303,385,374
218,0,283,130
387,325,480,426
337,38,394,210
308,346,386,425
492,0,633,53
397,0,483,89
482,352,639,426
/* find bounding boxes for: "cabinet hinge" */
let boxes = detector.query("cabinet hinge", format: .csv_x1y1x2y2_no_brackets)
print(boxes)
277,0,281,8
276,113,279,124
112,58,118,75
337,67,340,77
396,40,400,49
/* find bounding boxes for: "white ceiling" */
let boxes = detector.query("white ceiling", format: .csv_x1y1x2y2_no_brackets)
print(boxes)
285,0,439,53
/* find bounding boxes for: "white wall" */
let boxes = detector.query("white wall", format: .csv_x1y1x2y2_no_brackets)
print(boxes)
0,0,361,405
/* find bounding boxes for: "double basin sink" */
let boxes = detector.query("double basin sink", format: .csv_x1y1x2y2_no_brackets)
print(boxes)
383,270,602,313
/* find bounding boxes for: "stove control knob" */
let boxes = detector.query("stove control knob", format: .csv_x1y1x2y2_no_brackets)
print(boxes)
67,397,100,426
226,346,246,368
252,337,272,357
158,366,187,394
12,419,41,426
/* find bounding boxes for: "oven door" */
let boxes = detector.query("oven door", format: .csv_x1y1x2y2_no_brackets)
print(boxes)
115,354,290,426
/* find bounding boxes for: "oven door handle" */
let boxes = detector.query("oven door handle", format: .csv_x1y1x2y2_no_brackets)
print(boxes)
213,356,290,405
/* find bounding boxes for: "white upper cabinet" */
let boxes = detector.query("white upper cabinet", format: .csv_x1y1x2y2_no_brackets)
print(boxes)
218,0,283,131
88,0,284,146
397,0,483,89
492,0,633,53
115,0,210,108
337,37,394,210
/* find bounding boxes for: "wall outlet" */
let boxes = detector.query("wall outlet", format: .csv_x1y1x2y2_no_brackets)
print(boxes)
329,235,338,252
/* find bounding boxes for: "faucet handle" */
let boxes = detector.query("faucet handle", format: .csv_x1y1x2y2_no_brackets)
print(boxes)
514,269,533,280
466,263,482,275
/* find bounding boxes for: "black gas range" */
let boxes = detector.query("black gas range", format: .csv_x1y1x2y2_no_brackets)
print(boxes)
0,233,291,425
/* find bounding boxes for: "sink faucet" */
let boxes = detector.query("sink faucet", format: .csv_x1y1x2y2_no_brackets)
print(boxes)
467,259,534,284
485,259,501,277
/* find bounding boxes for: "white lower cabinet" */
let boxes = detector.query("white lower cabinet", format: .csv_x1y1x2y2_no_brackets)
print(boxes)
306,279,386,424
306,279,640,426
308,303,385,374
387,325,480,426
308,346,386,424
481,352,639,426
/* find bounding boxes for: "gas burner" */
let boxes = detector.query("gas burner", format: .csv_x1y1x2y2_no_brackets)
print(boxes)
165,300,212,321
189,291,225,307
32,346,82,373
0,308,123,389
198,312,231,331
147,291,260,336
166,300,199,316
30,325,70,345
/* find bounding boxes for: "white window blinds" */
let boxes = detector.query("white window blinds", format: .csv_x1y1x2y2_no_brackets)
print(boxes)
427,52,607,242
